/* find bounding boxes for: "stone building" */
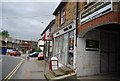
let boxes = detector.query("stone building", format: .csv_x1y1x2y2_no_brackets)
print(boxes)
53,0,120,77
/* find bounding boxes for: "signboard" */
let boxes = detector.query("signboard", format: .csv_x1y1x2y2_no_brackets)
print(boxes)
50,57,58,71
44,31,53,41
81,0,112,24
86,40,99,51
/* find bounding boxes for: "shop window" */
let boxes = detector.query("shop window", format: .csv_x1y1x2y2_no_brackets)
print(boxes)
60,8,65,24
69,31,74,50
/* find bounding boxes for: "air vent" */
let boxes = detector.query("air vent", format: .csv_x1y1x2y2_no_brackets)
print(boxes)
56,32,60,35
69,25,72,29
64,28,68,31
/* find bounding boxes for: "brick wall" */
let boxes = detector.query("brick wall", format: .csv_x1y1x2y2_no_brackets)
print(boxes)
78,2,120,34
54,2,76,32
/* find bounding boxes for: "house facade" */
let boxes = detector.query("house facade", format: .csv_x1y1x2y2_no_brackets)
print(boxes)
53,2,77,68
0,35,38,55
38,38,44,51
77,1,120,76
53,0,120,76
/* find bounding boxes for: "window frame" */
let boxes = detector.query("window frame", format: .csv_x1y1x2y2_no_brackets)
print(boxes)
60,8,66,25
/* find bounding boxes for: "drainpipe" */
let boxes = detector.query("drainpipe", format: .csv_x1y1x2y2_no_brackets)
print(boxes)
74,0,78,72
76,0,78,47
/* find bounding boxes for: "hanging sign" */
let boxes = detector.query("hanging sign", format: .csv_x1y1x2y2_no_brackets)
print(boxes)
44,31,53,41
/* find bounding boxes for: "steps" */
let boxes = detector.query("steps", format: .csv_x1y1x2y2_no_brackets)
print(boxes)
44,66,76,81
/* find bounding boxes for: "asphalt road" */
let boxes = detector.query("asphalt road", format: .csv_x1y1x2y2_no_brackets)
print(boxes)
2,55,23,80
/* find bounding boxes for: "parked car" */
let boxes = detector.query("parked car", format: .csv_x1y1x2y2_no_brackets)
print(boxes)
29,52,39,57
10,51,21,56
37,52,45,60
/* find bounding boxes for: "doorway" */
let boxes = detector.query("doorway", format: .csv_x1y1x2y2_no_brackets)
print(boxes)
100,31,120,73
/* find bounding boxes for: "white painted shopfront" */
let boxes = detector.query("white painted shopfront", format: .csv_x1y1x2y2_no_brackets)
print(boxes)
53,20,76,69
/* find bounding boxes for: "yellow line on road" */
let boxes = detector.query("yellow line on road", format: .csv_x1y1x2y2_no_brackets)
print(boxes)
2,59,25,81
7,59,24,81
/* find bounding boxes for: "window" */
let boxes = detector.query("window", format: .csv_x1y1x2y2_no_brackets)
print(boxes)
87,0,95,4
60,8,65,24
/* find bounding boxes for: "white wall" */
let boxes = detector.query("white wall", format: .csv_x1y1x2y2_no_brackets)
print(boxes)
77,29,100,76
38,40,44,51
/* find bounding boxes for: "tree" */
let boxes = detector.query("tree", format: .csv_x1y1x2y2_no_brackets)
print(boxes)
31,47,42,53
0,30,10,37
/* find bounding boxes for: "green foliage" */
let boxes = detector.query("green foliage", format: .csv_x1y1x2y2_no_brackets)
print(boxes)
31,48,42,52
0,30,10,37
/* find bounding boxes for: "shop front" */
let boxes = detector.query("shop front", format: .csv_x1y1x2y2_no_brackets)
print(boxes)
53,20,76,68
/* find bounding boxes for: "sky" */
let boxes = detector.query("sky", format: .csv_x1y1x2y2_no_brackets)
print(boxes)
0,0,61,41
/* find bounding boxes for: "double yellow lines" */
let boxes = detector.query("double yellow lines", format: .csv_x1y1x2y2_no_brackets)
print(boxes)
2,59,25,81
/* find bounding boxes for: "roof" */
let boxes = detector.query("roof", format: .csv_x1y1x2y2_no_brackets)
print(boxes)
41,19,55,36
53,1,66,15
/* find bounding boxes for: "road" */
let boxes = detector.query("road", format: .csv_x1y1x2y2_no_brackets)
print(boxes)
1,54,49,80
2,55,23,80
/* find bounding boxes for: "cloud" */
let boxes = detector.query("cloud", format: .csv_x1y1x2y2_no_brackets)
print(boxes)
1,0,61,2
2,2,60,41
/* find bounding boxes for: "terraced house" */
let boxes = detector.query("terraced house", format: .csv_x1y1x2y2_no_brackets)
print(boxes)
53,0,120,77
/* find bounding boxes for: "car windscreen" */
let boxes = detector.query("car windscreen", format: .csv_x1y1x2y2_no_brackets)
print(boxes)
39,53,43,55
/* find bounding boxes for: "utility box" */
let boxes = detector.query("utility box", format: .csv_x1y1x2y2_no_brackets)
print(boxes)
49,57,58,71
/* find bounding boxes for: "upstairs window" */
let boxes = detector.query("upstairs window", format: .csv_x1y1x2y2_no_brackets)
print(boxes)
87,0,91,4
60,8,65,24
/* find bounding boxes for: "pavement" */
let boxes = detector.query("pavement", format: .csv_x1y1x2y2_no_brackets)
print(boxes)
77,73,120,81
11,54,49,79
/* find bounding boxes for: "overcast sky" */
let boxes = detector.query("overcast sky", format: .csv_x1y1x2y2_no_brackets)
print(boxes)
0,0,61,41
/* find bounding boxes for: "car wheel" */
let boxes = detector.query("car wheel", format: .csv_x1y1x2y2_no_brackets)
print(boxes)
10,54,12,56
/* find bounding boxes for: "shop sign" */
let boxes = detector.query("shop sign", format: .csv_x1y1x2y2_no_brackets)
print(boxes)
86,40,99,51
80,0,112,24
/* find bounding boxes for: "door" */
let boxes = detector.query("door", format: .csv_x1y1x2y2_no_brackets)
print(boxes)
100,31,118,73
100,32,109,73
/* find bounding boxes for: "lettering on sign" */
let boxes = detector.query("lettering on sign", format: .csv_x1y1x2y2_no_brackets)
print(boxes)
86,40,99,51
81,0,112,24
